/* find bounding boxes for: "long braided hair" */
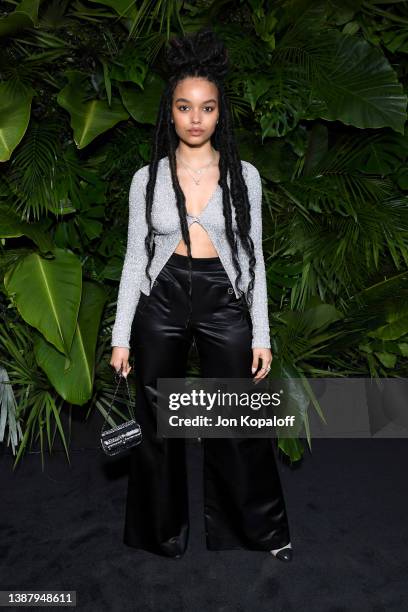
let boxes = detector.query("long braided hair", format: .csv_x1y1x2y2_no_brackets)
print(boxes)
143,27,256,308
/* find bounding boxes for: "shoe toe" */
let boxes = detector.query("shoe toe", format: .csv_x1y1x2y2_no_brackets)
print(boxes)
275,548,293,562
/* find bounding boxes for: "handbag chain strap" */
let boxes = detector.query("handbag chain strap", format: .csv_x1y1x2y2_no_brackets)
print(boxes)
102,372,136,432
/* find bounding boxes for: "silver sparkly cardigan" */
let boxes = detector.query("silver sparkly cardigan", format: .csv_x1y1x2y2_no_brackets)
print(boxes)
111,156,271,349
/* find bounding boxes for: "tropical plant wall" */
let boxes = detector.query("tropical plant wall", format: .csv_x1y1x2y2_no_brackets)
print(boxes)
1,0,408,467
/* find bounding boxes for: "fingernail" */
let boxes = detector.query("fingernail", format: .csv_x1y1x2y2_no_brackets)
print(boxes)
251,367,256,373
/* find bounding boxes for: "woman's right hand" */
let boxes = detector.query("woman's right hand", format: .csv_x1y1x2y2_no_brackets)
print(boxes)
110,346,132,377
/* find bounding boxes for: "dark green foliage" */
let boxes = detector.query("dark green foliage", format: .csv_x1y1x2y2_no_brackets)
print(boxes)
1,0,408,466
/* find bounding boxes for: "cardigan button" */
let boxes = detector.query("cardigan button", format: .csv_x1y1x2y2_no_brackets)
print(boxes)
153,280,159,287
227,287,234,294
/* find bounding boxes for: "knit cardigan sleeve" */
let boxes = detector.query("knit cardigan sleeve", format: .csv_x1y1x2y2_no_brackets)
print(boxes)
111,166,149,348
245,163,271,349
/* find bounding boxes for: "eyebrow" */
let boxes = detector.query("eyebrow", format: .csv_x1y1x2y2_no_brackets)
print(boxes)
175,98,217,104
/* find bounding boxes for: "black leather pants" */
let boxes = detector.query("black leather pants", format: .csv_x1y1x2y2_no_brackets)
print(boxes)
125,252,291,557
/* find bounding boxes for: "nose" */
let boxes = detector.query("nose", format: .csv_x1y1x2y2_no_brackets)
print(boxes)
191,111,202,124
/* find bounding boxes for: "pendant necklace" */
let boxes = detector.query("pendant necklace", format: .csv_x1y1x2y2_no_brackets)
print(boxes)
176,148,217,185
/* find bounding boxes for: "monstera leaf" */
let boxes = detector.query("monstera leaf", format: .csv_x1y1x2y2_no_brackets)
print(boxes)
316,32,407,133
255,29,407,139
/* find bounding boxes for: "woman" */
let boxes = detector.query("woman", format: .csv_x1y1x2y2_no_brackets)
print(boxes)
110,28,292,562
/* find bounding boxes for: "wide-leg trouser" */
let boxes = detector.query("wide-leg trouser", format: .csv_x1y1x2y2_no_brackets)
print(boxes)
125,252,291,557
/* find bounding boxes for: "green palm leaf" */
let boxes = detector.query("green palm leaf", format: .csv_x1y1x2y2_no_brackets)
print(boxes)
4,248,82,355
33,281,107,405
0,82,34,162
57,71,129,149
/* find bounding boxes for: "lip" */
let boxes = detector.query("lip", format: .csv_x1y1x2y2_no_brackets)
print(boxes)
189,129,204,135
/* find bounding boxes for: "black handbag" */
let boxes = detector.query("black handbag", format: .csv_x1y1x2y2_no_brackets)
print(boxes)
100,371,142,456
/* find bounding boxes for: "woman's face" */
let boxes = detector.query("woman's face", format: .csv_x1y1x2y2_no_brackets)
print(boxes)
171,77,219,147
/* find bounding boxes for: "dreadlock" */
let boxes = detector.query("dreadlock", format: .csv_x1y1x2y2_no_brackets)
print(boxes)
143,27,256,309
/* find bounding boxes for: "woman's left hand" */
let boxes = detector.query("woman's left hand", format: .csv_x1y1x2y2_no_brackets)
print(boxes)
251,348,272,381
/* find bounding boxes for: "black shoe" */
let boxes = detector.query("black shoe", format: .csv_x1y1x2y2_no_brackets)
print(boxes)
270,546,293,562
276,548,293,562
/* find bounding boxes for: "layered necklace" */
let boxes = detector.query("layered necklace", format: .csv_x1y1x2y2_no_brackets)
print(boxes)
175,148,218,185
